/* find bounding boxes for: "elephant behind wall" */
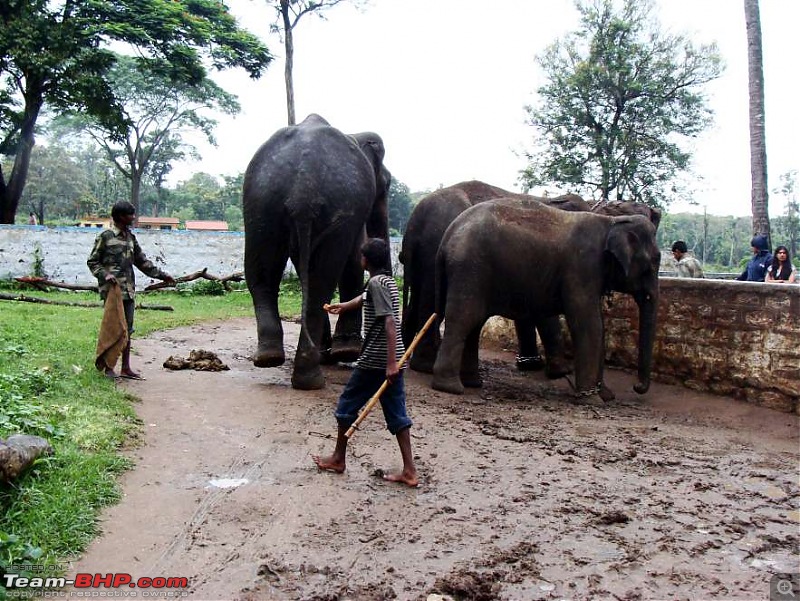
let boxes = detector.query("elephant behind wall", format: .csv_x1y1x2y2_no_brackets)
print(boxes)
243,114,391,390
432,198,661,400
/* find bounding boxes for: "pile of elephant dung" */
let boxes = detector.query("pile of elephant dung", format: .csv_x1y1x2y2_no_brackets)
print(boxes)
163,349,229,372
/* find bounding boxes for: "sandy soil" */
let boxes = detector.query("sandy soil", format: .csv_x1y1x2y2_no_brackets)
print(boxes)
69,317,799,601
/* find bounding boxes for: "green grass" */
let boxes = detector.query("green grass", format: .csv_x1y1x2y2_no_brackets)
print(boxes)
0,279,303,593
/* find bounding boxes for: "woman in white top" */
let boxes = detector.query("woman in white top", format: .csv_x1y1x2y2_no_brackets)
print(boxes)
765,245,797,284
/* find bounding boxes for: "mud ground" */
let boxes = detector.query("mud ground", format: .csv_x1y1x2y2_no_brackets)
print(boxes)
69,317,799,600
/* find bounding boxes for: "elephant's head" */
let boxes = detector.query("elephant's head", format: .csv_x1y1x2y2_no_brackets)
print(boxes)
351,131,391,242
604,215,661,394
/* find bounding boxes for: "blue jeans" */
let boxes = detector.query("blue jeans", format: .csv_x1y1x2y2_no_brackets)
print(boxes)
334,368,412,435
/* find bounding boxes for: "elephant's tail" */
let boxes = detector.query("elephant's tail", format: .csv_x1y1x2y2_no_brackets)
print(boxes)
293,219,315,350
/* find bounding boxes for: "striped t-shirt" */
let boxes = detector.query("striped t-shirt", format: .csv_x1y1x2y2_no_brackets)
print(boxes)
356,274,406,370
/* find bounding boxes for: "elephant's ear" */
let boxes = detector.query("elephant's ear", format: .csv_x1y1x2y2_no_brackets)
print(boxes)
605,221,638,278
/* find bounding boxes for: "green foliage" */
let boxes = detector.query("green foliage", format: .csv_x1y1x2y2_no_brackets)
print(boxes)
0,0,272,223
51,55,242,215
521,0,723,207
0,369,61,438
177,280,226,296
389,179,413,235
31,244,46,278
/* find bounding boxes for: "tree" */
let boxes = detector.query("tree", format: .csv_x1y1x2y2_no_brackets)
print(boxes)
54,56,240,217
269,0,365,125
0,0,272,224
170,173,224,221
744,0,770,240
521,0,723,207
20,144,89,224
388,179,413,236
773,170,798,258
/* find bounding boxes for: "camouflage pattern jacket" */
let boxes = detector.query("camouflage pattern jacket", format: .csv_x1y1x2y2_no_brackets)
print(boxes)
87,225,168,300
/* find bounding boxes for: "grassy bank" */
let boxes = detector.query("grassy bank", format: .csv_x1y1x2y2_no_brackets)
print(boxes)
0,280,302,589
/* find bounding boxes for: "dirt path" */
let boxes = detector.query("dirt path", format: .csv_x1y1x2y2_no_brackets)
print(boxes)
69,318,799,601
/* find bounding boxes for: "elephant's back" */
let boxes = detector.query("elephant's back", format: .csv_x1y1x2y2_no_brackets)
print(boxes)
243,121,375,213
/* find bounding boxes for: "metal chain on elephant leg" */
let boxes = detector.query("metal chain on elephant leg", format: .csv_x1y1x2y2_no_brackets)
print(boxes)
564,375,604,399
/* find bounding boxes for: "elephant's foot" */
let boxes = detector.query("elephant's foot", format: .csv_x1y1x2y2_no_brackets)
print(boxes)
516,354,545,372
329,334,362,363
572,382,608,406
253,346,285,368
599,383,615,402
291,365,325,390
545,357,572,379
431,374,465,395
570,392,605,407
460,370,483,388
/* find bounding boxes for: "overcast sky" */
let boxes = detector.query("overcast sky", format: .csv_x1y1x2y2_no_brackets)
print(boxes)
172,0,800,218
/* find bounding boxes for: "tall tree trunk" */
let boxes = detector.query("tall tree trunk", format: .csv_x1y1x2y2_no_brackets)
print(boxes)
281,0,296,125
1,93,43,224
744,0,770,241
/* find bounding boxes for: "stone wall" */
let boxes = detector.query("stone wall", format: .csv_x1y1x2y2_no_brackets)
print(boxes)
481,278,800,414
0,225,403,286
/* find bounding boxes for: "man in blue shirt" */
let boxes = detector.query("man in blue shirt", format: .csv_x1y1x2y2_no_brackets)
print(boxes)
737,235,773,282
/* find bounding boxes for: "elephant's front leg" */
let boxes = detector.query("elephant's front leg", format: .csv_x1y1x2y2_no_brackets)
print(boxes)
565,302,606,399
329,244,364,363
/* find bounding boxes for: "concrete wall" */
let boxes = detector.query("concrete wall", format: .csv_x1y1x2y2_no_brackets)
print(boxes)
481,278,800,414
0,225,402,286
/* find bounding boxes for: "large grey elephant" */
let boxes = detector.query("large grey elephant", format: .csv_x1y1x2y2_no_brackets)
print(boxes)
400,181,587,373
243,114,391,390
400,180,659,376
431,198,661,398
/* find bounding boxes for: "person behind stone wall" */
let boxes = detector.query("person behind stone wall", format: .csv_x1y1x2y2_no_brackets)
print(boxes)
736,235,773,282
765,245,797,284
27,212,38,225
670,240,704,278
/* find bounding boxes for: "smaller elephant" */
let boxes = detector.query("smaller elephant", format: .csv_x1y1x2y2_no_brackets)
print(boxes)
432,198,660,399
400,180,586,375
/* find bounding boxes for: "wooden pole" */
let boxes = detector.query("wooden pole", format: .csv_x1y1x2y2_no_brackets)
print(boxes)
345,313,437,439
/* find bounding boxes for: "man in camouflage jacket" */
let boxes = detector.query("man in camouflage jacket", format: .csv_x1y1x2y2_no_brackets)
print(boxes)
87,201,174,379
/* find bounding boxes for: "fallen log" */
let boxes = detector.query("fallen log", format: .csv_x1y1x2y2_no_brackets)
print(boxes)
0,293,173,311
14,276,98,292
0,435,54,482
144,268,244,291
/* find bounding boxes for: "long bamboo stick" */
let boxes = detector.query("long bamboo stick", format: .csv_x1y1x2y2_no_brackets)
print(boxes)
345,313,437,439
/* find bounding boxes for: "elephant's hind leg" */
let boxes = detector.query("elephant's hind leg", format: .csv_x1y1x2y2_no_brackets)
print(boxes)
246,234,288,368
460,325,483,388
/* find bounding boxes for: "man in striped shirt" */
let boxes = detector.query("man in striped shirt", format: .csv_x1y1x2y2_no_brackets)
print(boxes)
313,238,418,487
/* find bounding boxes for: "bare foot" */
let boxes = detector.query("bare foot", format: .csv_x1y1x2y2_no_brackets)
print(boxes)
104,368,118,380
312,455,345,473
383,471,419,488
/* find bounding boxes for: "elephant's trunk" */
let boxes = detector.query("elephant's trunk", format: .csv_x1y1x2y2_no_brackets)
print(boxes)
633,286,659,394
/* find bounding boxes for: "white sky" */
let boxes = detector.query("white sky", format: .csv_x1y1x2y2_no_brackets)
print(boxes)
172,0,800,218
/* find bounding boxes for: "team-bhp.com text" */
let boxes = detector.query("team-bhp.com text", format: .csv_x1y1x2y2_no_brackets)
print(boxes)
4,573,188,596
